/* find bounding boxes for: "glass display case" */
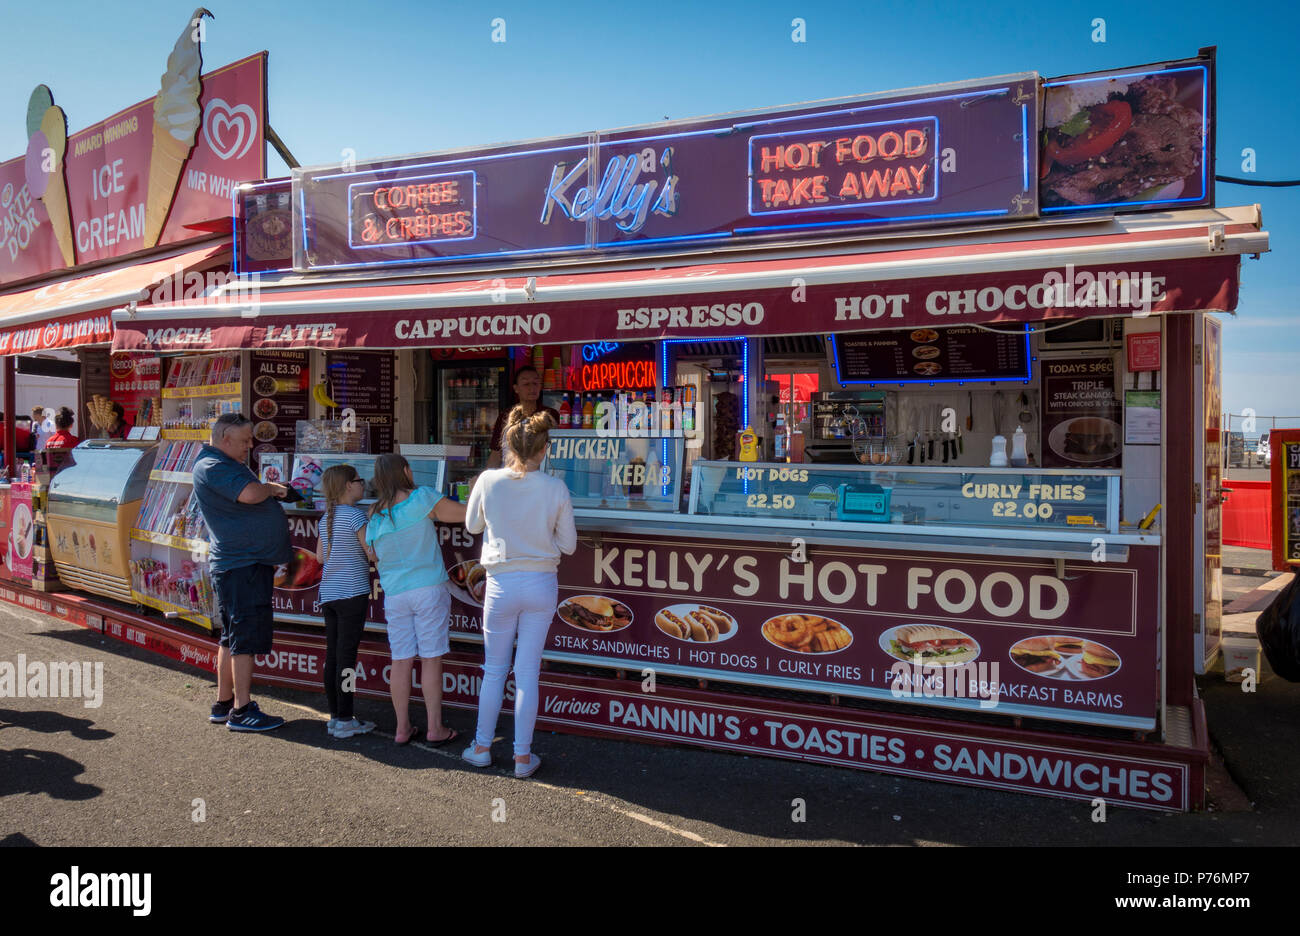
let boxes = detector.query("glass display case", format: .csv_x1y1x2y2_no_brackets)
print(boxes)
286,451,449,508
689,461,1121,535
545,430,684,513
46,440,160,603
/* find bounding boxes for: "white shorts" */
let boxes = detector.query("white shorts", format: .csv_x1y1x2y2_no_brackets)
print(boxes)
384,583,451,661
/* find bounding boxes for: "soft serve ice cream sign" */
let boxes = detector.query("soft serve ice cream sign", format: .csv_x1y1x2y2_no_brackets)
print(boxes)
1,9,266,285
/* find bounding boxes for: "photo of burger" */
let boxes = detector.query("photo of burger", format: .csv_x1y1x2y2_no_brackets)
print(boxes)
881,624,978,666
1072,640,1122,680
1008,636,1064,675
557,595,633,633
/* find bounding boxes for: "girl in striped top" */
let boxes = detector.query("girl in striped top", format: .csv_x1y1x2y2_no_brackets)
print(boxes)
317,465,376,739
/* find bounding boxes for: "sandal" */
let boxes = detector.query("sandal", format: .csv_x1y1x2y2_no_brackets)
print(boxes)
426,726,459,747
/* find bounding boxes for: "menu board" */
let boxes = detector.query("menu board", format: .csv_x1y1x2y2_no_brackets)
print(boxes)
1040,355,1121,469
833,326,1029,384
325,351,396,453
1285,442,1300,565
249,351,310,456
109,352,162,429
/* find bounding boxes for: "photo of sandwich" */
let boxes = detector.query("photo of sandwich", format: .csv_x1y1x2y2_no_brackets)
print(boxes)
1049,416,1121,464
881,624,978,666
1040,70,1206,209
1008,636,1064,675
1050,635,1083,656
1072,641,1122,680
654,604,737,643
763,613,853,654
557,595,633,633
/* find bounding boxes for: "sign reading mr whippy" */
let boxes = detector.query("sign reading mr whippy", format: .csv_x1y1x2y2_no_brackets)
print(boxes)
292,75,1037,273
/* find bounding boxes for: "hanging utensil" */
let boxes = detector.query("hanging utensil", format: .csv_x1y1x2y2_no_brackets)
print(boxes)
992,391,1004,438
966,391,973,431
1018,391,1033,424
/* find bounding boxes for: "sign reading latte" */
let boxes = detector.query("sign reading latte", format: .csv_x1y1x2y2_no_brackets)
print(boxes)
293,75,1037,272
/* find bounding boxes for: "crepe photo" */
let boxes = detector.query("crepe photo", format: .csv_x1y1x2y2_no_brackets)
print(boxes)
880,624,979,666
557,595,633,633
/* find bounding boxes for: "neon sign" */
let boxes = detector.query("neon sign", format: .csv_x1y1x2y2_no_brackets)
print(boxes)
577,359,657,391
540,148,679,234
750,117,938,215
582,341,620,362
349,170,476,248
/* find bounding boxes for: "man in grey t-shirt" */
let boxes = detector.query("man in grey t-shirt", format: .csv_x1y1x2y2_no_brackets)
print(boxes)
192,414,293,731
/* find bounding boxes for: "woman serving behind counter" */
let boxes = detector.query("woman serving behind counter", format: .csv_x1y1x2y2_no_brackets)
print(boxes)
485,366,559,469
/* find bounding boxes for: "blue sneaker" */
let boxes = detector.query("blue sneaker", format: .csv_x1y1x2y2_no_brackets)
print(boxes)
210,699,234,724
226,701,285,732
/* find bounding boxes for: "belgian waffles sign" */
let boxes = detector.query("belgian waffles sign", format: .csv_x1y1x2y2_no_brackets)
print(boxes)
0,18,265,287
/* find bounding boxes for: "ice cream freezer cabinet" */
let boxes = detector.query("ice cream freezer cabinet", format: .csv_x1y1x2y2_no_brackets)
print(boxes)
45,441,160,602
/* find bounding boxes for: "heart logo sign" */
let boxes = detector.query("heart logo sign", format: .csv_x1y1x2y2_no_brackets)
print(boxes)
202,98,258,162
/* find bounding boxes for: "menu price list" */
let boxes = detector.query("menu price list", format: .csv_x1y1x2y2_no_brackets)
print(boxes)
835,326,1027,382
326,351,396,454
250,350,309,453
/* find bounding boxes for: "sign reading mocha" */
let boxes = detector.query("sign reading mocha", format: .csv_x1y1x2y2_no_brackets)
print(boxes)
292,75,1037,271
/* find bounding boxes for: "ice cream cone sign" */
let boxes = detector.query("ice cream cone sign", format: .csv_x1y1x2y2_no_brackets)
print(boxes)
24,85,75,267
144,7,214,248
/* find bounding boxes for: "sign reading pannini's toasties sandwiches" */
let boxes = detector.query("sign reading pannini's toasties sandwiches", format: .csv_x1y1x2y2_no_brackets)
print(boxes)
0,10,266,287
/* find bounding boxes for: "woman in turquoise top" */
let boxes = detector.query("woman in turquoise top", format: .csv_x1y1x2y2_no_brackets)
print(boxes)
366,454,467,745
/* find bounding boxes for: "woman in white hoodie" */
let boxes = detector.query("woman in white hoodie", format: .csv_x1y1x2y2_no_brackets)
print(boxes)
462,407,576,778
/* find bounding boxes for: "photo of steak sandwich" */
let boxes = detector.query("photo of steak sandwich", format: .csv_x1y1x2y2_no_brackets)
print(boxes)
1041,72,1205,208
558,595,633,632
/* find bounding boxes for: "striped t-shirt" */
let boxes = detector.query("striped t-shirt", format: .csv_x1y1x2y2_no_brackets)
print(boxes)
318,504,372,603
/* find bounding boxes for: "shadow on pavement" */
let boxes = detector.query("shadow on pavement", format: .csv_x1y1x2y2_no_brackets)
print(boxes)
0,748,101,801
0,708,113,742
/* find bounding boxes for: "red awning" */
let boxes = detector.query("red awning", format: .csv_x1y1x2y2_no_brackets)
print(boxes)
111,207,1265,353
0,243,227,354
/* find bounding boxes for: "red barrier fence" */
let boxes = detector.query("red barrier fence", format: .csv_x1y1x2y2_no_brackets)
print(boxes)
1223,480,1271,550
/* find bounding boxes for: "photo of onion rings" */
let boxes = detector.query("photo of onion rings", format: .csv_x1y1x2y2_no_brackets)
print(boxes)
761,613,853,654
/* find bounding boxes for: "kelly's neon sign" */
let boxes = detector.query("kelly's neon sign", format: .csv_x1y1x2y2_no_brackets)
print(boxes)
540,148,679,234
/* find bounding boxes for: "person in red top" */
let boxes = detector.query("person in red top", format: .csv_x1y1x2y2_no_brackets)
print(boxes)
45,406,80,449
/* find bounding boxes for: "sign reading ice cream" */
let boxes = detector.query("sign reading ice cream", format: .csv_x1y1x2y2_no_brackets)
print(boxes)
0,10,266,286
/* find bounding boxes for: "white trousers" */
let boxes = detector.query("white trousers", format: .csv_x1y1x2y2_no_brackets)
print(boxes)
474,570,557,756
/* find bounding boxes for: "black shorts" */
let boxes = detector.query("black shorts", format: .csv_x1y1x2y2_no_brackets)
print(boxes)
214,564,276,656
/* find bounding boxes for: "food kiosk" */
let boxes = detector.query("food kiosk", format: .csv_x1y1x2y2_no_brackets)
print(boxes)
38,47,1261,810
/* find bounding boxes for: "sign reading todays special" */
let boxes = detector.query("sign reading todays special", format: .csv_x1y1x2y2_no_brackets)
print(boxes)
0,10,266,287
292,74,1039,272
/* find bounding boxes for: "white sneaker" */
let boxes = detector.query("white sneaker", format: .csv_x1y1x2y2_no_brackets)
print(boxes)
462,744,492,767
514,753,541,778
326,718,339,735
331,718,376,739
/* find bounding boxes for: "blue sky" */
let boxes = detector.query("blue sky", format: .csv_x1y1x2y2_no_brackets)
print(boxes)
1,0,1295,423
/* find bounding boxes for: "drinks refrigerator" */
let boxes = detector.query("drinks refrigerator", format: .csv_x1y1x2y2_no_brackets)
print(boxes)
432,361,509,489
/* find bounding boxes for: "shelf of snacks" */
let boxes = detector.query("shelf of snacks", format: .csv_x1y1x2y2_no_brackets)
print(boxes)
161,382,243,400
130,529,209,553
131,442,208,544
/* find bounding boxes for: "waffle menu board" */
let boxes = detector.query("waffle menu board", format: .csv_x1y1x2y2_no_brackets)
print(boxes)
250,350,310,455
833,326,1030,384
325,351,396,453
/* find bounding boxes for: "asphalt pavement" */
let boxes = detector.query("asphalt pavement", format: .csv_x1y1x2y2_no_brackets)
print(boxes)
1,573,1295,847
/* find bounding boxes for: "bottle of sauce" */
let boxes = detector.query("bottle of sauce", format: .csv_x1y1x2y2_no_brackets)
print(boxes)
582,393,595,429
558,392,571,428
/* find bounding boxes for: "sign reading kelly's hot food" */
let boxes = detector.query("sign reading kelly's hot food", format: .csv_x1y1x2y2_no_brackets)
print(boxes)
0,39,265,287
292,76,1038,272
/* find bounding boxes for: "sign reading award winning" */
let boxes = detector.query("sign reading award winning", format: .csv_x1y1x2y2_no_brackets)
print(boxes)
293,75,1038,272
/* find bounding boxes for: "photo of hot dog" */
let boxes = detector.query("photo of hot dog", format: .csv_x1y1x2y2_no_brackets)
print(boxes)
654,604,738,643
